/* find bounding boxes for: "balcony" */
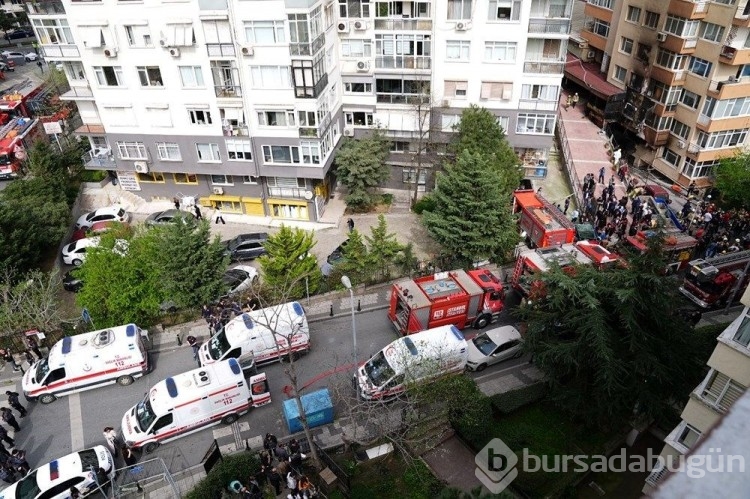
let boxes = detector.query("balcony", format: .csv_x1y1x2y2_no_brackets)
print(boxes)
527,19,570,35
643,126,671,147
60,85,94,101
75,124,105,135
211,65,242,98
720,45,750,66
583,2,613,23
707,76,750,99
222,124,249,137
375,56,431,70
206,44,235,58
40,45,80,59
530,0,571,19
376,93,429,105
661,33,698,55
82,149,116,170
299,127,318,138
645,461,668,488
373,19,432,31
649,66,687,87
523,59,565,74
290,34,325,56
518,99,558,111
27,0,65,15
668,0,708,20
268,186,308,199
733,0,750,26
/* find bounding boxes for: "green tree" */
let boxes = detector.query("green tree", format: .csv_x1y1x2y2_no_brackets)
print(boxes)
513,242,702,429
365,214,403,281
0,13,14,33
715,151,750,208
422,150,519,267
334,129,391,210
337,229,370,285
258,225,320,302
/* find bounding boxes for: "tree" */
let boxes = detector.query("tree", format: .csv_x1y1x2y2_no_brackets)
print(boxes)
365,214,404,282
334,129,391,210
0,13,14,34
452,105,519,174
513,241,703,429
715,152,750,208
258,225,320,302
336,230,369,285
0,268,64,337
422,150,519,267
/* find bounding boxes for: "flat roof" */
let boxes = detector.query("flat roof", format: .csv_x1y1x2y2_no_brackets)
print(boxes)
521,244,592,271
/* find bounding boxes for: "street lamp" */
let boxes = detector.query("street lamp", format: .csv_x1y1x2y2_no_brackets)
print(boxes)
341,275,358,366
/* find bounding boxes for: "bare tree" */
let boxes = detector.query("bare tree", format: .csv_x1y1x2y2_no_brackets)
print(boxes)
406,78,442,207
0,268,65,339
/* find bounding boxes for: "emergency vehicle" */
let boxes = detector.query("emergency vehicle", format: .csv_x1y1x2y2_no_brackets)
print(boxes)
23,324,150,404
573,240,622,269
355,325,468,400
511,244,592,297
121,358,270,453
388,269,505,335
198,301,310,371
0,116,45,179
513,190,575,248
679,250,750,308
622,230,697,273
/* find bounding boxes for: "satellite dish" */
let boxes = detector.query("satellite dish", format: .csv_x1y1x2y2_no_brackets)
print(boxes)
304,190,314,200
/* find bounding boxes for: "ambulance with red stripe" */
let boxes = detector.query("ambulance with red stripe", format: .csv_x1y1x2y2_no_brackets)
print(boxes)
120,358,270,453
356,325,468,400
22,324,150,404
199,301,310,371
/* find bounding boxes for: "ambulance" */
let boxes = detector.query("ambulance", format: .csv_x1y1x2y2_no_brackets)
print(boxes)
23,324,150,404
355,325,468,400
121,358,270,453
198,301,310,371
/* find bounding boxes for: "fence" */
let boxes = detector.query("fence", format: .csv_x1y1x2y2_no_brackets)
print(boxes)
108,457,180,498
314,441,352,497
555,113,583,212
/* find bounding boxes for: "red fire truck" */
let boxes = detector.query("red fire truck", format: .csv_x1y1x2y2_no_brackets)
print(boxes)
513,191,575,248
623,230,697,273
679,250,750,309
0,117,45,179
511,244,593,297
388,269,505,335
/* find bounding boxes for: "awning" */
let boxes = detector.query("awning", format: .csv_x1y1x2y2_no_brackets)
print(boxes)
565,54,625,100
240,197,262,202
209,194,241,202
267,199,307,207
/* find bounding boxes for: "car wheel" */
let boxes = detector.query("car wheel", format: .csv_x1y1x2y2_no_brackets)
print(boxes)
143,442,160,454
39,393,57,404
116,375,134,386
473,314,491,329
222,414,238,425
475,363,488,372
72,259,83,266
513,351,523,359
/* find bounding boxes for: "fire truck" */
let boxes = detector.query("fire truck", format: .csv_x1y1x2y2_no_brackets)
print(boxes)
0,116,44,179
388,269,505,335
679,250,750,309
623,230,697,273
513,190,575,248
511,244,593,297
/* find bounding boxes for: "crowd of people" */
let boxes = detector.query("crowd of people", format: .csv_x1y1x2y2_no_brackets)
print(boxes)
681,199,750,258
0,390,29,486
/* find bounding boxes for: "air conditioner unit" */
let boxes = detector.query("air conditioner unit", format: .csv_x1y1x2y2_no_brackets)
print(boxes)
677,140,686,149
134,161,149,173
657,32,667,42
241,45,254,56
103,47,118,58
337,22,349,33
455,21,470,31
578,42,588,49
212,187,224,195
168,47,181,57
353,20,367,30
356,60,369,72
343,127,354,137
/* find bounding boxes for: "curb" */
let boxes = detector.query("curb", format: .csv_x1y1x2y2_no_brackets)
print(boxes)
307,304,390,324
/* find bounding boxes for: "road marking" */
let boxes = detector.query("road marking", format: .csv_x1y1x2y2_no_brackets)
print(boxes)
69,393,84,450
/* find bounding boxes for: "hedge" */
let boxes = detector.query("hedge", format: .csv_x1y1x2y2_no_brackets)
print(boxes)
184,452,261,499
490,381,547,414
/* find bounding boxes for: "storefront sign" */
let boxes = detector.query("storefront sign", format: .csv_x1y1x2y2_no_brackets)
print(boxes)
117,171,141,191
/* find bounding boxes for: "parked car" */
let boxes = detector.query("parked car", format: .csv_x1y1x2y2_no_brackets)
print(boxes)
326,240,349,265
70,220,128,243
643,184,672,204
1,51,25,59
6,29,34,40
0,61,15,72
63,270,83,292
145,209,195,226
61,237,101,266
224,233,269,261
23,52,39,61
74,205,129,230
1,445,114,499
465,325,524,371
222,265,259,297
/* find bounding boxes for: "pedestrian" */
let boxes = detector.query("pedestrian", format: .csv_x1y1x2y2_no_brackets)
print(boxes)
563,197,570,215
1,408,19,433
264,432,278,453
121,445,138,467
570,209,579,224
687,180,696,197
24,336,42,360
347,218,354,233
173,196,181,210
36,60,43,74
260,450,273,469
0,463,14,484
201,304,212,323
289,450,306,474
0,425,14,448
536,186,543,195
288,438,300,454
186,335,200,364
267,467,282,495
1,349,21,374
103,427,119,457
274,442,289,461
215,208,225,224
9,449,29,474
194,204,202,220
1,393,21,418
572,92,579,109
564,94,572,111
23,350,34,368
286,470,298,495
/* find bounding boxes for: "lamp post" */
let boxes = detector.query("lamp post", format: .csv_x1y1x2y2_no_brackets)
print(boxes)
341,275,358,366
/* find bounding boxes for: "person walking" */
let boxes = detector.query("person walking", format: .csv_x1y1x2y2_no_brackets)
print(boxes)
1,408,19,433
103,427,119,457
215,208,226,224
4,392,25,418
571,92,579,109
36,60,43,74
0,425,15,448
194,204,202,220
173,197,181,210
347,218,354,232
1,349,21,374
267,467,282,496
121,445,138,467
186,336,200,365
563,197,570,215
598,166,605,184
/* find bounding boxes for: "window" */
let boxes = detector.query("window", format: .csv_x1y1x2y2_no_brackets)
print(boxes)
696,129,748,149
344,82,372,93
670,120,690,140
700,22,725,43
446,40,470,61
345,111,374,126
297,111,317,127
441,114,461,131
613,65,627,82
267,177,306,188
626,6,641,23
137,172,165,183
688,56,712,78
488,0,522,21
521,84,559,101
516,113,555,134
211,175,233,185
661,147,680,166
484,41,517,62
137,66,163,87
156,142,181,160
163,23,195,47
188,109,213,125
644,11,659,29
390,141,409,152
292,58,325,98
682,157,719,178
701,96,750,119
117,142,147,160
664,15,699,38
339,0,371,18
257,110,295,127
620,37,633,54
179,66,204,88
124,24,152,47
376,77,430,104
444,80,468,98
226,139,253,160
93,66,124,87
32,18,75,45
196,143,220,162
679,88,701,109
656,49,687,70
300,141,321,164
63,61,86,81
497,116,509,131
701,370,745,412
244,21,285,44
447,0,472,20
173,173,198,184
675,423,701,450
243,176,259,184
593,19,610,38
481,81,512,100
402,167,426,184
250,66,291,89
262,145,301,164
340,39,372,58
732,314,750,347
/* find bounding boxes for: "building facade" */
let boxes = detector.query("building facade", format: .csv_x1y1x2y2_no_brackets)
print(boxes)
574,0,750,190
28,0,572,222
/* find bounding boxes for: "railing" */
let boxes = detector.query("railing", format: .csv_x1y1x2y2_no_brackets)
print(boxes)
697,114,710,125
687,142,701,153
206,44,235,57
268,186,307,199
555,109,583,212
299,127,318,137
82,150,116,169
645,461,668,487
41,45,81,58
289,35,325,56
523,60,565,74
60,86,94,99
528,20,570,34
518,99,558,111
376,94,429,104
375,56,431,70
223,124,249,136
374,19,432,30
27,0,66,14
214,85,242,98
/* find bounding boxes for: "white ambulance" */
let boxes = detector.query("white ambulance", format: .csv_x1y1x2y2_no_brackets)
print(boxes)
121,358,270,453
23,324,150,404
355,325,468,400
198,301,310,371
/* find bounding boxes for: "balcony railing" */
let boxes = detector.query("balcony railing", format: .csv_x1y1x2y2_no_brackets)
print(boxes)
528,19,570,34
523,59,565,74
374,19,432,30
299,127,318,138
60,85,94,100
687,142,701,154
518,99,558,111
375,56,431,70
82,149,116,169
40,45,80,58
215,85,242,98
268,186,307,199
223,124,249,136
206,44,235,57
27,0,65,14
645,462,668,487
211,66,242,97
376,94,429,104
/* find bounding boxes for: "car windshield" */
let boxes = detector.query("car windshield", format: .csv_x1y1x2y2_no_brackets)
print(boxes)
14,470,41,499
135,394,157,431
85,211,96,222
364,351,395,387
35,357,50,383
472,334,498,356
79,449,100,473
208,330,231,361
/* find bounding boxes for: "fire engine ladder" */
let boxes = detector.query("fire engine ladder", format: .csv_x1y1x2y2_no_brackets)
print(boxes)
539,195,574,229
705,249,750,268
0,119,17,139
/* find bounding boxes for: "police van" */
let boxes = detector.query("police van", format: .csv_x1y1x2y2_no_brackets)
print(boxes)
355,325,468,400
23,324,150,404
121,358,270,453
198,301,310,371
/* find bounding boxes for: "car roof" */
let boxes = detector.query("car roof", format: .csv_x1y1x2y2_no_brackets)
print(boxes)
73,237,101,249
483,326,522,344
235,232,268,241
5,446,110,495
232,265,257,275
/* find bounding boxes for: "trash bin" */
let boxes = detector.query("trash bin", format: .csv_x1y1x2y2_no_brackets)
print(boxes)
282,388,333,433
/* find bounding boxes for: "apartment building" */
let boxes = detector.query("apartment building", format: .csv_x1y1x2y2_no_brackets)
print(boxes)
28,0,572,222
642,285,750,494
0,0,26,22
573,0,750,191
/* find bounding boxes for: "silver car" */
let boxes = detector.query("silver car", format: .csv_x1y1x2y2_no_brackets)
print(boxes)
466,326,523,371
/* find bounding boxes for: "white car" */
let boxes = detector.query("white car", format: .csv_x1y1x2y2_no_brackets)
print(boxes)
1,51,24,59
466,325,524,371
24,52,39,61
61,237,101,266
75,205,129,230
1,445,114,499
223,265,259,296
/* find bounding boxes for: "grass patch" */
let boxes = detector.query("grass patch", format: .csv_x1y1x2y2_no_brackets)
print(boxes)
77,169,107,183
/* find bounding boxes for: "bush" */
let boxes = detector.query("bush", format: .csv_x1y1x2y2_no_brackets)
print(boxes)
412,195,436,215
490,382,546,415
78,169,107,183
185,452,261,499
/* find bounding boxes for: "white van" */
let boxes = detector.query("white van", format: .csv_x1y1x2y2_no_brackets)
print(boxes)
120,358,270,453
23,324,150,404
355,325,468,400
198,301,310,371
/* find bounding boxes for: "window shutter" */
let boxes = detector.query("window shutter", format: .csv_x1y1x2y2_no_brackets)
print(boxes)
481,82,492,99
502,84,513,100
702,370,728,404
721,381,744,411
82,27,104,48
444,81,457,97
490,83,504,100
455,81,468,92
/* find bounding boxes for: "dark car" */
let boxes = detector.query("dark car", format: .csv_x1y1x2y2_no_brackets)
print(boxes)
644,184,671,204
145,209,196,226
63,271,83,292
326,240,349,265
6,29,34,40
224,233,269,261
